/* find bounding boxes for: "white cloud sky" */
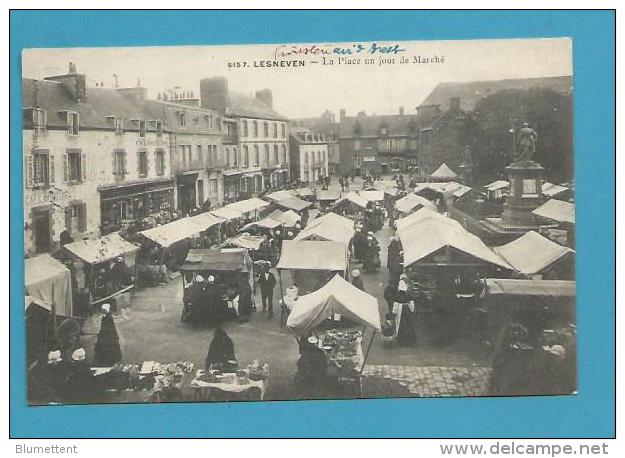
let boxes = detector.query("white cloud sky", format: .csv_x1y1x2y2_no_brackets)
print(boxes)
22,38,572,119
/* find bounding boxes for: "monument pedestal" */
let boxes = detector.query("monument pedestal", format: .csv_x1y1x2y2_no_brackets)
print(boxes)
501,160,545,227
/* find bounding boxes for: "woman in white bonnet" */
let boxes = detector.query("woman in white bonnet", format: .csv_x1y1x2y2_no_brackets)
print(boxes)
393,278,417,346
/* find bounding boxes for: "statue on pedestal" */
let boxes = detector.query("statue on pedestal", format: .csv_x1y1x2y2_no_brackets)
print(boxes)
515,122,538,162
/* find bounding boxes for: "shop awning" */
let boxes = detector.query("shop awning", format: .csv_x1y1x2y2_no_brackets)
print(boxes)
337,192,369,209
222,234,266,251
484,278,576,297
277,240,348,271
395,193,437,214
276,197,314,212
532,199,575,225
267,209,301,227
286,274,381,336
211,206,244,221
316,189,341,201
228,197,270,214
181,248,252,272
64,232,139,265
493,231,574,275
294,212,355,246
400,217,510,269
25,254,73,317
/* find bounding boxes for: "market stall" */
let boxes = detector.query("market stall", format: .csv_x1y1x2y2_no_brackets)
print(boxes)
63,232,139,307
276,240,349,295
294,212,355,248
180,248,254,323
481,278,576,339
228,197,270,219
286,274,382,394
25,254,74,317
264,189,296,203
267,209,302,228
493,231,575,279
394,193,437,216
329,192,369,219
315,189,341,210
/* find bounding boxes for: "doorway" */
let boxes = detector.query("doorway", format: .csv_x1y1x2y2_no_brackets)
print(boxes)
32,207,52,253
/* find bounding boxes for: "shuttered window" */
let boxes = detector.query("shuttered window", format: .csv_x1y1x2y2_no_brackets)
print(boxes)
155,149,165,176
64,149,84,183
113,149,127,178
137,150,148,178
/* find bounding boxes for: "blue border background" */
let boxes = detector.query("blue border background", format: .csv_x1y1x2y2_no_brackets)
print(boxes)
9,10,615,438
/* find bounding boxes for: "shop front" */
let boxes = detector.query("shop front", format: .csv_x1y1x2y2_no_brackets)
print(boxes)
177,172,199,216
223,171,242,203
99,178,175,234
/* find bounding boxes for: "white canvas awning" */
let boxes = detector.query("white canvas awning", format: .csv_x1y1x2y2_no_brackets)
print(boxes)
493,231,574,275
316,189,341,202
139,217,206,248
484,180,509,192
359,190,385,202
395,207,445,235
228,198,270,214
242,217,282,231
211,206,244,221
25,254,73,316
276,197,314,212
399,217,510,269
277,240,348,271
430,163,458,180
265,189,296,202
485,278,576,297
295,212,355,246
286,274,381,336
188,212,225,232
542,182,569,198
268,209,301,227
395,193,437,214
532,199,575,225
64,232,139,264
223,234,266,251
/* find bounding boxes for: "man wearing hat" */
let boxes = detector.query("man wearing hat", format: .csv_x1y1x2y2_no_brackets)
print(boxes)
259,267,277,318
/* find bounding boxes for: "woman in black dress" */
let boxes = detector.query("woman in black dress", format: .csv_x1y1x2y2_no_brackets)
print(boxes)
205,328,236,370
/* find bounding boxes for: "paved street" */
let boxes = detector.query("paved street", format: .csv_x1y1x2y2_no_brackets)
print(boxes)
81,177,492,401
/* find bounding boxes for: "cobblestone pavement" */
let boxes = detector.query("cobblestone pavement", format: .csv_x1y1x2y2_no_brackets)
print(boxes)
363,365,493,397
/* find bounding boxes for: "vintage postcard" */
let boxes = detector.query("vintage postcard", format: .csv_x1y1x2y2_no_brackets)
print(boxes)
21,37,576,406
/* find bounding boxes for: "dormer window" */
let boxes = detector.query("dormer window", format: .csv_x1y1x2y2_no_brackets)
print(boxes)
34,108,47,128
155,120,163,137
178,112,186,127
67,111,79,136
139,120,147,137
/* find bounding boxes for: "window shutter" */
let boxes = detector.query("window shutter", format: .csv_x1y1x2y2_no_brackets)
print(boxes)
49,155,55,184
123,152,128,175
25,155,33,188
63,153,69,182
112,152,118,175
79,202,87,232
146,151,150,176
136,152,141,175
81,153,87,182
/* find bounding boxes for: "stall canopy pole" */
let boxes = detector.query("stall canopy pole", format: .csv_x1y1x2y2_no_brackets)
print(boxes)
360,329,376,376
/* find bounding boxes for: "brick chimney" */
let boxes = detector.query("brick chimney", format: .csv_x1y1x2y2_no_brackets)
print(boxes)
399,106,404,115
449,97,460,111
255,89,273,108
200,77,230,113
43,62,87,102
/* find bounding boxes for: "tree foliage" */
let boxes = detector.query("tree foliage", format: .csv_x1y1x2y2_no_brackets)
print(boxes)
461,88,573,184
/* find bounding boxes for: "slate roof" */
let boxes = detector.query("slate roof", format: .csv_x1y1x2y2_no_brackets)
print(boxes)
227,92,287,121
23,78,169,130
419,76,573,112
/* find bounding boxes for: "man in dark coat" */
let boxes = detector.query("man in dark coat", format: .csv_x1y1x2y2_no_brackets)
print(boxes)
387,235,401,269
351,228,366,263
259,269,277,317
351,269,365,291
